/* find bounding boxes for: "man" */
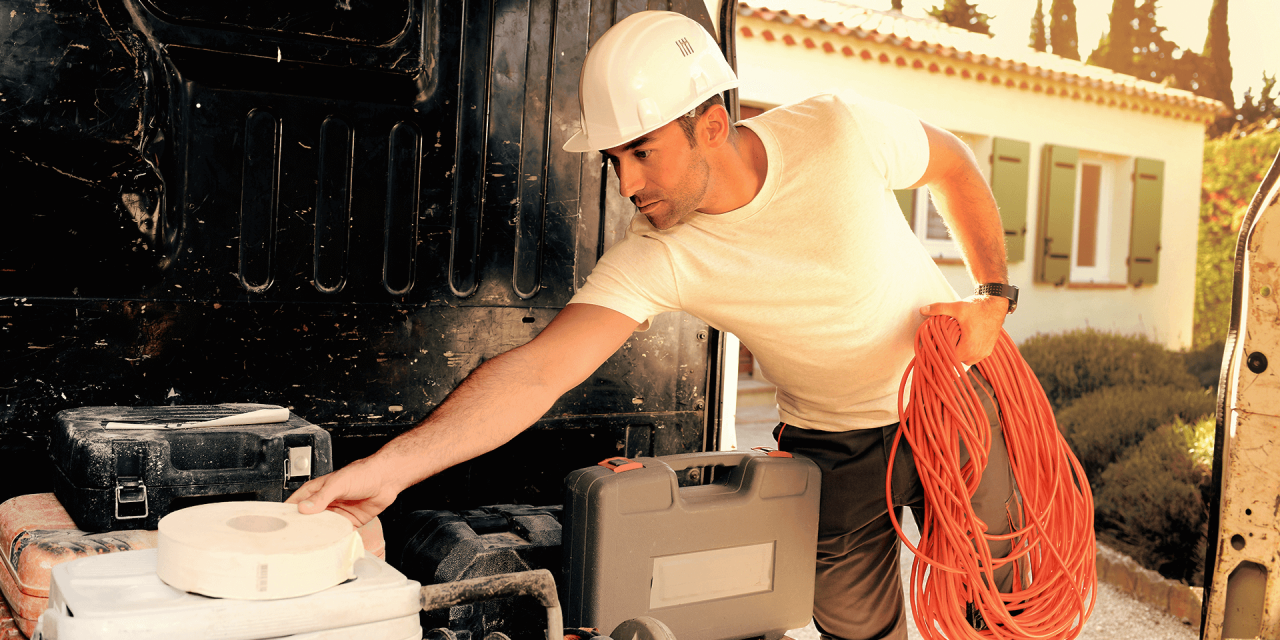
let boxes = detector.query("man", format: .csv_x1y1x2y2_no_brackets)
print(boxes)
289,10,1020,640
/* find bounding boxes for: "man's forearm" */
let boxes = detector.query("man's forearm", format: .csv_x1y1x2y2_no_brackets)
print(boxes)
930,169,1008,286
913,122,1009,287
368,346,562,492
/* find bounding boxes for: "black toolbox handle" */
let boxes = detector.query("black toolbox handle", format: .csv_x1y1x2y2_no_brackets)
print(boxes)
420,570,563,640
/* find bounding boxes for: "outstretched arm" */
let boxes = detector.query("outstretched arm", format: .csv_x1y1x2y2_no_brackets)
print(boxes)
287,303,640,525
912,121,1010,365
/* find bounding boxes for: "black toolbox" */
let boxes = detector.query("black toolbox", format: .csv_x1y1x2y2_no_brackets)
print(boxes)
400,504,563,640
563,451,821,640
50,404,332,531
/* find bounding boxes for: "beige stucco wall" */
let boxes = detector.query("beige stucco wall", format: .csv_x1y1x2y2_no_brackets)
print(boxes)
735,16,1208,350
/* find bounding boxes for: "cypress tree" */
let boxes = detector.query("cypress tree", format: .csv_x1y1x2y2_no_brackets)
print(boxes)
1030,0,1047,52
1088,0,1136,74
1049,0,1079,60
926,0,994,36
1202,0,1233,109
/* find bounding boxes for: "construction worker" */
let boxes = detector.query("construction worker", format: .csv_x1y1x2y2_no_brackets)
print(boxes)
290,11,1019,640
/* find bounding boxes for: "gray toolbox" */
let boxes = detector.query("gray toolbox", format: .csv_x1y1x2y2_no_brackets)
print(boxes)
50,404,332,531
563,450,821,640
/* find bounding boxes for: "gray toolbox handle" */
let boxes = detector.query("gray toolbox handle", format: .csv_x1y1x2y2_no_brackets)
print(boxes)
420,569,563,640
656,450,777,472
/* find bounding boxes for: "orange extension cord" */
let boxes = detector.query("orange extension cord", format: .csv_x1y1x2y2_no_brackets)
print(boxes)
888,316,1097,640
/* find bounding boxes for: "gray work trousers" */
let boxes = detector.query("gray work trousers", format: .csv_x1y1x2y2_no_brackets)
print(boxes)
774,369,1020,640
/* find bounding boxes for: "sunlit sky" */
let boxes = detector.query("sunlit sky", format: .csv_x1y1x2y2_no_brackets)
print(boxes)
881,0,1277,109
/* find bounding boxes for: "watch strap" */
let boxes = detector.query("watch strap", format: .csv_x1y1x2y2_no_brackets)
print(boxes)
975,283,1018,313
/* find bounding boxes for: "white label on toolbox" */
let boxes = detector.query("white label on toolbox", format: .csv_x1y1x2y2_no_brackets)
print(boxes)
650,542,775,609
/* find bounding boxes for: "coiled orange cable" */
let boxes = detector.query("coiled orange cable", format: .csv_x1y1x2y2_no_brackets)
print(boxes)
887,316,1096,639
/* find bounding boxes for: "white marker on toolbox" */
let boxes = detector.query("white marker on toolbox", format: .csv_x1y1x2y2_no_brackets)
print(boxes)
103,407,290,430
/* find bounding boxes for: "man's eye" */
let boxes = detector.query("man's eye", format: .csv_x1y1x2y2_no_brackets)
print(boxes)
634,150,651,160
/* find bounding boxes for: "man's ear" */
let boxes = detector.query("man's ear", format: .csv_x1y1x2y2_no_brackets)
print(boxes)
700,104,732,148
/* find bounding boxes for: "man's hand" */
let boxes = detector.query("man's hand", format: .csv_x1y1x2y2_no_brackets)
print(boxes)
286,456,404,527
919,294,1009,365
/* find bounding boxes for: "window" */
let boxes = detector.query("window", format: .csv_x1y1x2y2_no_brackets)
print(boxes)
1036,146,1164,286
1069,152,1117,283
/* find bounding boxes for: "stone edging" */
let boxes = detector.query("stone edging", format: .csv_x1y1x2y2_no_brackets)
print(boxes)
1096,543,1203,627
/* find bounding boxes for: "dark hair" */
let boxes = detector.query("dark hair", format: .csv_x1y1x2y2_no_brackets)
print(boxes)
676,94,729,147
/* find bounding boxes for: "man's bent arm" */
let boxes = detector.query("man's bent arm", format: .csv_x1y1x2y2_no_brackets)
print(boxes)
912,120,1010,365
288,303,640,525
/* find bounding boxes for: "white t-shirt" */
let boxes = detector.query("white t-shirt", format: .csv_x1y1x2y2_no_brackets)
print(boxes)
569,93,959,431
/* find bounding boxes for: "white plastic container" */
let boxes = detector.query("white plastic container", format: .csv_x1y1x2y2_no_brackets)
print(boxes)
33,549,423,640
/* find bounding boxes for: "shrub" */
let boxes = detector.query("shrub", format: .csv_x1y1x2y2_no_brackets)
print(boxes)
1057,384,1215,481
1093,416,1214,586
1019,328,1199,410
1181,340,1227,391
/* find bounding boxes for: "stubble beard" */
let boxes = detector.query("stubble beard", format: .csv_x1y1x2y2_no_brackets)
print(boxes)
636,152,711,230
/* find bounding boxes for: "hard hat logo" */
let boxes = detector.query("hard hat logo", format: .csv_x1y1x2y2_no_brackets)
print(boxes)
563,11,738,153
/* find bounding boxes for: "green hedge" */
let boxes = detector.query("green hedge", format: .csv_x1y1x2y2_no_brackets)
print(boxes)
1195,131,1280,349
1057,384,1215,481
1019,328,1200,410
1093,417,1214,586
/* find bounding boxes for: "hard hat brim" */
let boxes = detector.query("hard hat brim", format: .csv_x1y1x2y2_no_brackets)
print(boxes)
562,129,594,153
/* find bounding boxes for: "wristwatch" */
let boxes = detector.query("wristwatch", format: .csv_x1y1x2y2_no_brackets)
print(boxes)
975,283,1018,313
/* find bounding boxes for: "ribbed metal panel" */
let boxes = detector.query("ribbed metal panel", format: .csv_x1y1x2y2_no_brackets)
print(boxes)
239,109,281,293
315,116,354,294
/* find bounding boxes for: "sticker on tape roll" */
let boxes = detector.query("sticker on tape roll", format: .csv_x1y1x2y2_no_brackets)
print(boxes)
156,501,363,600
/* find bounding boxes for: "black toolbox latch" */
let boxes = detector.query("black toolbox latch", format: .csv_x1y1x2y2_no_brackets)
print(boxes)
114,441,149,520
115,478,149,520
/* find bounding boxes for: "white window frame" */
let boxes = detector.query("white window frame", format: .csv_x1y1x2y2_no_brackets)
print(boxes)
1069,151,1117,283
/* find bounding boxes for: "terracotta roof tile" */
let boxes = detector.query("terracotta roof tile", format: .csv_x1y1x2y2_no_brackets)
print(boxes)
738,0,1228,116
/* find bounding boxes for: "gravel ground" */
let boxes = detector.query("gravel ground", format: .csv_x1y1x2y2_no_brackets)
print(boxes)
733,402,1199,640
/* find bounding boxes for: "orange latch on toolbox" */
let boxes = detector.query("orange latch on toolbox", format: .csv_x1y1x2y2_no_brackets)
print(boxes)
751,446,793,458
597,457,643,473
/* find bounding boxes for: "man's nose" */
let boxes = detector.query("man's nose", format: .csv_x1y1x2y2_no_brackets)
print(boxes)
614,160,642,199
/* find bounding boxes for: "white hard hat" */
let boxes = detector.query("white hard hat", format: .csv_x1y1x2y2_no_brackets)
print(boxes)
563,11,739,153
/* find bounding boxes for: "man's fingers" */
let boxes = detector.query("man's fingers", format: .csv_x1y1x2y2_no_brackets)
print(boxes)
920,301,965,317
284,480,316,505
288,477,335,514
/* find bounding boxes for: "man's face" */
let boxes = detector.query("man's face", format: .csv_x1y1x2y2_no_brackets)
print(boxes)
602,119,710,230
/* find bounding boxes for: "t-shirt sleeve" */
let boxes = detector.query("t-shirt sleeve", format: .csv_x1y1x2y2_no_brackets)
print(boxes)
567,231,682,329
838,95,930,190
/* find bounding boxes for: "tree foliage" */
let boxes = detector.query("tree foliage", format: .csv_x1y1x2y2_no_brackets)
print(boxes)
1087,0,1207,94
1048,0,1079,60
1202,0,1233,109
1194,130,1280,349
1029,0,1047,52
926,0,993,36
1230,74,1280,134
1088,0,1136,75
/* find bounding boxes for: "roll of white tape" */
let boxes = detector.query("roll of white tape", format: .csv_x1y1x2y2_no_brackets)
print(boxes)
157,501,363,600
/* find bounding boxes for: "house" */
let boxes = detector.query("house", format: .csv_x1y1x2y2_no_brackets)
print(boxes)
730,0,1227,351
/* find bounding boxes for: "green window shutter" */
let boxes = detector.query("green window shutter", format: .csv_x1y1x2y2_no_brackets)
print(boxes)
1129,158,1165,286
1036,144,1077,285
991,138,1031,262
894,189,915,229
